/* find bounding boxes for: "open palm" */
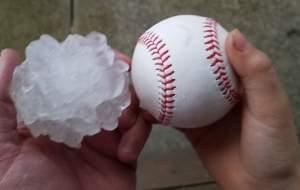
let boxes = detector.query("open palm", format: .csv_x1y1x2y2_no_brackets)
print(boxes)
0,49,151,190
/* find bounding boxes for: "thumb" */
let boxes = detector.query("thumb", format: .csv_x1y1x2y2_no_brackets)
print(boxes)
0,49,21,102
118,113,151,164
225,30,292,126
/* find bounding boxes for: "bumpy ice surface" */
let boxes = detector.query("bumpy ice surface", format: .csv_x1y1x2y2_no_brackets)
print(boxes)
10,32,130,148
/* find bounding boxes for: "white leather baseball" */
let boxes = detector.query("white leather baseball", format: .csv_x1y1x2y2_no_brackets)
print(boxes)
131,15,239,128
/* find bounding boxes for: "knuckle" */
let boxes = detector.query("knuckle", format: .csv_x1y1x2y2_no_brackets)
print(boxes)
248,49,273,74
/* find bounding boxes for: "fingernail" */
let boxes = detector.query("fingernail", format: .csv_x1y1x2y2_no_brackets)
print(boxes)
232,29,249,52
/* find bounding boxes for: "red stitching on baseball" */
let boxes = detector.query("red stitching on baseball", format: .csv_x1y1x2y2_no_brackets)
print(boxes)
203,18,238,104
205,39,219,45
211,58,224,66
159,98,175,103
207,51,222,59
160,93,176,99
206,44,220,51
138,31,176,124
213,65,225,74
159,86,176,91
156,64,172,72
159,78,176,85
157,70,175,78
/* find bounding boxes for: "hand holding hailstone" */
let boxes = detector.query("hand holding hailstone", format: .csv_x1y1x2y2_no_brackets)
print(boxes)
10,32,131,148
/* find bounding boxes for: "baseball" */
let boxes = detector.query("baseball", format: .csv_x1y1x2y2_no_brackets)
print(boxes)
131,15,239,128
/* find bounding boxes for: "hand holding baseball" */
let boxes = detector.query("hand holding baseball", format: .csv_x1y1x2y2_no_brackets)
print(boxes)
132,15,239,128
131,16,300,189
182,30,300,189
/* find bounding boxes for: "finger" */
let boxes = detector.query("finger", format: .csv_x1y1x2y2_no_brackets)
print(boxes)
118,113,152,164
0,49,21,102
114,49,131,65
179,104,242,147
142,111,158,124
83,130,121,159
17,122,32,139
118,86,139,133
225,30,292,126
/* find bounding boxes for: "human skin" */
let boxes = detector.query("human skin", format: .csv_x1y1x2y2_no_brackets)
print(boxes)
0,29,299,190
0,49,151,190
181,30,300,189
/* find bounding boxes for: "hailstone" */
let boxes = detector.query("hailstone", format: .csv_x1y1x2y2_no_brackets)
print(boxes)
10,32,130,148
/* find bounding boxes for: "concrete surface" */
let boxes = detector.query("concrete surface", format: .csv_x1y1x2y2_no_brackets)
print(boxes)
0,0,70,55
73,0,300,129
0,0,299,189
137,147,214,189
174,184,219,190
73,1,300,188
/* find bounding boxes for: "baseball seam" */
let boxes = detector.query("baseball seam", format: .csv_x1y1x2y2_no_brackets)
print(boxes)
138,31,176,124
203,18,238,104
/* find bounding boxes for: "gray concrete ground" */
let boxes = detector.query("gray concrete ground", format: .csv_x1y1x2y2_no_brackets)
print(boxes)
0,0,70,54
0,0,300,189
73,0,300,129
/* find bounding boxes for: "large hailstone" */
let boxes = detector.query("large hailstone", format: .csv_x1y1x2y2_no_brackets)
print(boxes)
10,32,130,148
